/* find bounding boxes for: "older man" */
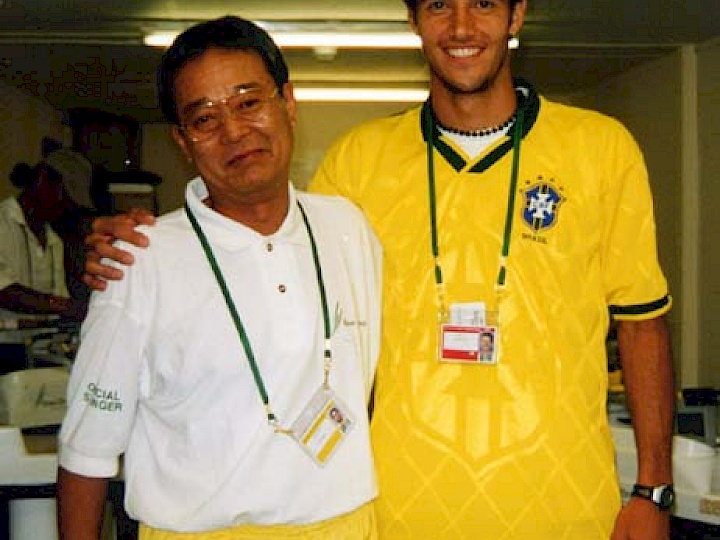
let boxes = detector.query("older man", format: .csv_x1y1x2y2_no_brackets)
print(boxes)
57,17,381,540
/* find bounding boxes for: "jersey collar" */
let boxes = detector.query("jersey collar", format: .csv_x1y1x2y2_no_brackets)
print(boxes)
420,77,540,173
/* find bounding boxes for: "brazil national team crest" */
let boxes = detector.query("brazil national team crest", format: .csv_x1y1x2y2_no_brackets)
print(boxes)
521,179,565,233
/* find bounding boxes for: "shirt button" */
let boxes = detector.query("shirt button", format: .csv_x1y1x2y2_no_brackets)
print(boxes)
278,284,287,293
266,242,273,252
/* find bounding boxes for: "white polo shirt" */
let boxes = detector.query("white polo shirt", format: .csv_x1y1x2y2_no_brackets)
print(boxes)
59,178,382,532
0,197,67,342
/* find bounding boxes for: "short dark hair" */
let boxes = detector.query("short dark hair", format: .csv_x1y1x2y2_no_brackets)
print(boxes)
403,0,522,15
9,162,35,189
158,16,290,125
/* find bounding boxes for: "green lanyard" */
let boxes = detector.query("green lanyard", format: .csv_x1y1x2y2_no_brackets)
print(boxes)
185,200,332,431
424,105,525,320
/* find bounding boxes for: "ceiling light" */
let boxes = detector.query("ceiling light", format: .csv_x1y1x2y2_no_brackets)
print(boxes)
273,32,421,49
143,33,178,47
293,87,428,102
143,30,421,49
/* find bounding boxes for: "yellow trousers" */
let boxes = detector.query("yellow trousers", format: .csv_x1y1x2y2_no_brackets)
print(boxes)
140,502,377,540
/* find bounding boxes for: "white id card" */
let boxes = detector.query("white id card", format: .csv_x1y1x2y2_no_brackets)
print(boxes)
290,387,353,466
450,302,486,326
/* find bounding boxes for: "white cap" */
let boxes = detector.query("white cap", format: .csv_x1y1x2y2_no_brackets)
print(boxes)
43,149,94,209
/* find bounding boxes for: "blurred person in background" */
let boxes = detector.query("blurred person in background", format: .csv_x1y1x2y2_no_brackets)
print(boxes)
0,148,94,373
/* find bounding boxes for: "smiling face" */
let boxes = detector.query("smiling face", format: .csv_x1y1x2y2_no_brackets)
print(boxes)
172,47,297,214
410,0,526,97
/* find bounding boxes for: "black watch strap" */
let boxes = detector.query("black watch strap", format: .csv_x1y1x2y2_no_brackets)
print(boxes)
631,483,675,510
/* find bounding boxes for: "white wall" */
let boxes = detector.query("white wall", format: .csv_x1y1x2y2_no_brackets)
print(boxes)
140,123,195,215
697,40,720,387
0,81,69,200
292,101,415,189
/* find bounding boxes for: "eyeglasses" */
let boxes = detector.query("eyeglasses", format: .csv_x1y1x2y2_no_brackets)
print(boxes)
179,86,280,142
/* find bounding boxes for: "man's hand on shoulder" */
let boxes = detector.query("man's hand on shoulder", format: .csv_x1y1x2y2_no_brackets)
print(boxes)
83,208,156,291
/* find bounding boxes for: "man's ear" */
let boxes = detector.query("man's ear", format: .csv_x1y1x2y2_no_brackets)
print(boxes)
509,0,528,37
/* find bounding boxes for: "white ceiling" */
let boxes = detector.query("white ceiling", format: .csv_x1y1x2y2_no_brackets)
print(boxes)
0,0,717,122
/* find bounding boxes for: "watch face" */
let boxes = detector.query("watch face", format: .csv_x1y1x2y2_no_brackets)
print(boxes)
632,484,675,510
658,486,675,509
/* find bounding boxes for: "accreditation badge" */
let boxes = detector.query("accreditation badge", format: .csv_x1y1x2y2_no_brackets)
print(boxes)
439,302,499,365
290,387,354,467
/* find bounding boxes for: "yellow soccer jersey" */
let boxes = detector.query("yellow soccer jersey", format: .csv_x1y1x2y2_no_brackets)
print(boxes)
310,80,670,540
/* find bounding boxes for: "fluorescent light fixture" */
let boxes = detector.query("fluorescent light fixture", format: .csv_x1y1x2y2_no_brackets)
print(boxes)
274,32,421,49
144,33,178,47
143,29,519,51
143,30,421,49
293,87,428,102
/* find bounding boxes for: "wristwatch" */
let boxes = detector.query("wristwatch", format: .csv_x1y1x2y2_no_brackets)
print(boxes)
631,484,675,510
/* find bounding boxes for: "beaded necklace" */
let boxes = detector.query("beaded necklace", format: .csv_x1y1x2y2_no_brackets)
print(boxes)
437,113,516,137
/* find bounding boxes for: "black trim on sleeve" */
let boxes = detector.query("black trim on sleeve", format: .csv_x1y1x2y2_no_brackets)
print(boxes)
609,295,671,318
